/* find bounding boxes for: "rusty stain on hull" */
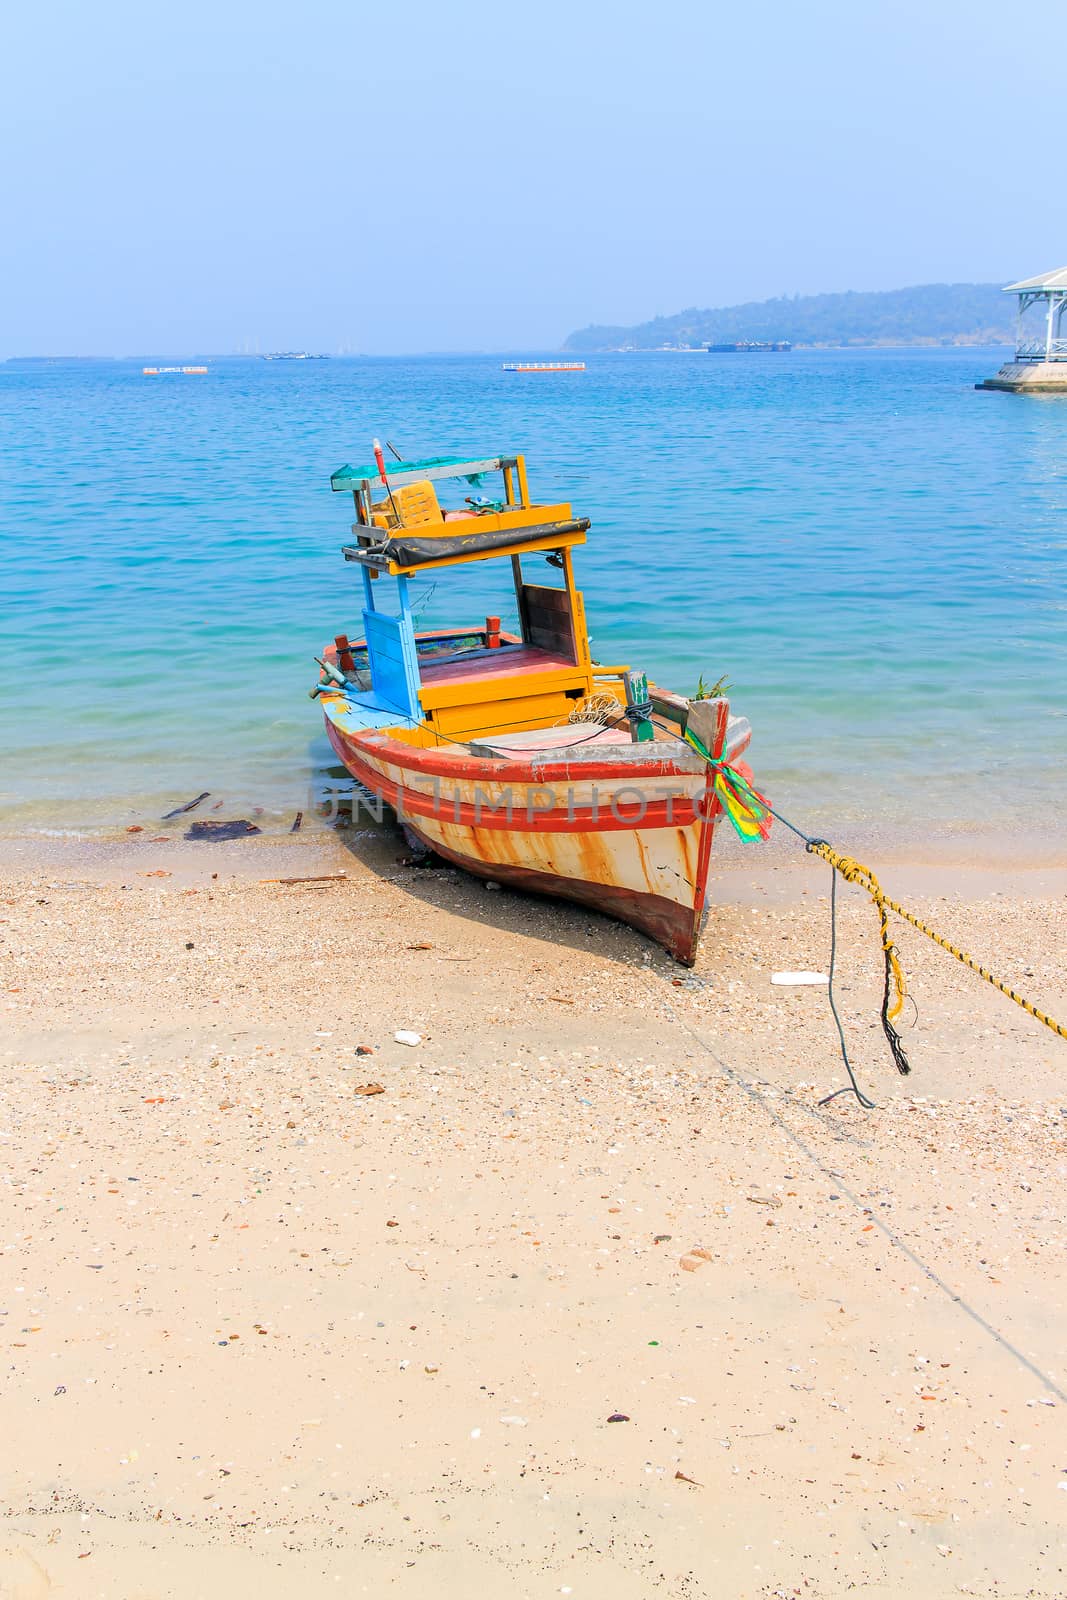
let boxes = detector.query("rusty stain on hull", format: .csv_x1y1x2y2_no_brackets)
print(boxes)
413,827,705,964
676,825,695,887
325,717,716,962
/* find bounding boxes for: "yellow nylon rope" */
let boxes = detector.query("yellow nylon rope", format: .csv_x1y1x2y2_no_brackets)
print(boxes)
806,842,1067,1044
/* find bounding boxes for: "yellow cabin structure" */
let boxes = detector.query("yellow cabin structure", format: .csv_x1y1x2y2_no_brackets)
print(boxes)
326,451,630,746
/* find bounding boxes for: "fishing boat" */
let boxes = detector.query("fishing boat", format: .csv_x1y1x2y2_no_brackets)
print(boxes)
313,447,769,964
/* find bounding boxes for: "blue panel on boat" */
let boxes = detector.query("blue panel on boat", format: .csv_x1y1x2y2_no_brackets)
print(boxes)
321,686,416,733
363,607,421,719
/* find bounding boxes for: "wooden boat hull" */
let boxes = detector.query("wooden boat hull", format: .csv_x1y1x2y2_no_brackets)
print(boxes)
323,702,749,964
403,829,709,962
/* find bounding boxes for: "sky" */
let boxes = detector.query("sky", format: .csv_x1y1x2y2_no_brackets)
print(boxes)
2,0,1065,356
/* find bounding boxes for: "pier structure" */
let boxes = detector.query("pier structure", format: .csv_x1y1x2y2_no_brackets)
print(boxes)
978,266,1067,391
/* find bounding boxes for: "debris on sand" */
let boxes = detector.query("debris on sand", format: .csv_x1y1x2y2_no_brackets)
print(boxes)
185,819,261,841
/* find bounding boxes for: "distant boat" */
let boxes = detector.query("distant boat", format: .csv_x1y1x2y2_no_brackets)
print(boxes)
706,341,791,353
502,361,586,373
261,352,329,361
143,366,208,375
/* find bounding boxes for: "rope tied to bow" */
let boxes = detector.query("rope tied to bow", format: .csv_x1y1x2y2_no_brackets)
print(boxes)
672,723,1066,1106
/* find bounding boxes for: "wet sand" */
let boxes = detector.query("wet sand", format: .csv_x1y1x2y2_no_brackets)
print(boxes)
1,822,1065,1597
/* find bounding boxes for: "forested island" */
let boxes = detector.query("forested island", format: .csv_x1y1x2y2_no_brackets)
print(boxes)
563,282,1012,352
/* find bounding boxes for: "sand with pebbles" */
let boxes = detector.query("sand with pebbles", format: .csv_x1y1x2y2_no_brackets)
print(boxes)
1,823,1065,1598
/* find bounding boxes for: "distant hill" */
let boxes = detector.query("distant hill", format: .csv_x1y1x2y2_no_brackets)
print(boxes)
563,283,1013,352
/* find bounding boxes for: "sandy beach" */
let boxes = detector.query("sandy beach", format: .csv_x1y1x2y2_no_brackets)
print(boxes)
1,821,1065,1598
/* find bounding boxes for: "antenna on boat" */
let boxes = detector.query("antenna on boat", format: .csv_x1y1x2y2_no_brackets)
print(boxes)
385,440,404,462
373,437,402,526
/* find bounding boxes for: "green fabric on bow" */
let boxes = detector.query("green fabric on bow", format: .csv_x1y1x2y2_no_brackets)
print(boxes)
683,727,772,842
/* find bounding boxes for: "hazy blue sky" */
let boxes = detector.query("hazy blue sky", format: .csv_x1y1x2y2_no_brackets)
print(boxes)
2,0,1064,355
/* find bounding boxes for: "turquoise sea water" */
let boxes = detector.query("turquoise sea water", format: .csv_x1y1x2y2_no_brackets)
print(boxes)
1,349,1064,836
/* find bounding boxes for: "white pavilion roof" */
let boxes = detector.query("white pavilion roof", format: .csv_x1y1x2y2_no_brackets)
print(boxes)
1004,266,1067,292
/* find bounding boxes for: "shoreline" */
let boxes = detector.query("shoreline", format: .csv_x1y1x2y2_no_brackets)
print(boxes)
4,805,1067,893
4,752,1064,849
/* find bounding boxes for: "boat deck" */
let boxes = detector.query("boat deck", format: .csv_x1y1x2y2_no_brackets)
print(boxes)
418,643,575,688
471,725,632,760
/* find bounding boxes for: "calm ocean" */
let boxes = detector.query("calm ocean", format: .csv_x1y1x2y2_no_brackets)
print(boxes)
1,349,1064,839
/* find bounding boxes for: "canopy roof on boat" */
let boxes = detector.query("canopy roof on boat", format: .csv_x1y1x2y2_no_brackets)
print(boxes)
331,454,518,492
343,517,590,573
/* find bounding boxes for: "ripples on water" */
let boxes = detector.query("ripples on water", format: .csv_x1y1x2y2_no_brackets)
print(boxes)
0,349,1063,835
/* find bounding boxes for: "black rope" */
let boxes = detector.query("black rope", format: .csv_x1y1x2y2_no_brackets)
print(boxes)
775,809,883,1110
649,714,882,1109
622,699,653,723
768,797,910,1086
734,784,894,1109
815,858,877,1111
782,812,909,1090
881,951,912,1078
